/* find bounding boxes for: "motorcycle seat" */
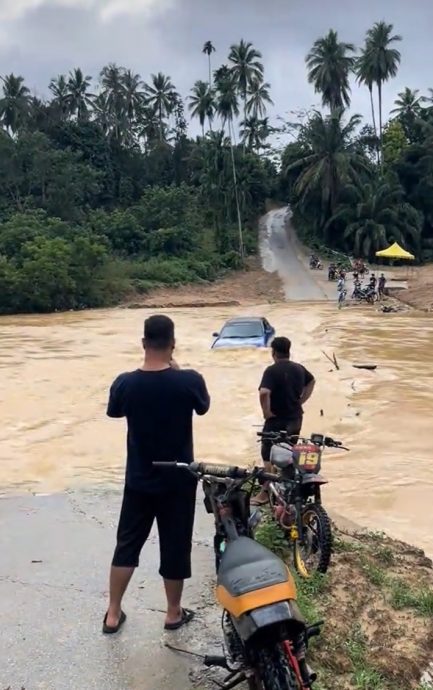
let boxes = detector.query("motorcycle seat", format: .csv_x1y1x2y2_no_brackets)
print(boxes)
217,536,290,597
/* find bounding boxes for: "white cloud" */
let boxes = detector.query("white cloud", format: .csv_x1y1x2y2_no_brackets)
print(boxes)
0,0,173,22
99,0,175,21
0,0,88,22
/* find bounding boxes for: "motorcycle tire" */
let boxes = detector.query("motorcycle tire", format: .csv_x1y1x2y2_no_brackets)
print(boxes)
251,645,298,690
298,503,332,575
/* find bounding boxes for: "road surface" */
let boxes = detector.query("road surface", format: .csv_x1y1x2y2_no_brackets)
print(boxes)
0,490,219,690
260,208,333,301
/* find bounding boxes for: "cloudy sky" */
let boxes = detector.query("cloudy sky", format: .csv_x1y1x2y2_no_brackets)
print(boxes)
0,0,432,136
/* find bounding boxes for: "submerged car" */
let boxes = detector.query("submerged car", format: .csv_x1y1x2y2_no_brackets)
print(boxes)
211,317,275,349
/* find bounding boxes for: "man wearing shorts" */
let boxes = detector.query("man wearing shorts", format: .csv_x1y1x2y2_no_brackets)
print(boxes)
252,337,315,505
103,315,210,634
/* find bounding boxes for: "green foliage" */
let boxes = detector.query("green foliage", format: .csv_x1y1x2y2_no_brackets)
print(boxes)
389,579,433,616
382,120,408,165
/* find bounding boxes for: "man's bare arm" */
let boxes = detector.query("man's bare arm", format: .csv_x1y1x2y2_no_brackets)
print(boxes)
259,388,274,420
300,379,315,405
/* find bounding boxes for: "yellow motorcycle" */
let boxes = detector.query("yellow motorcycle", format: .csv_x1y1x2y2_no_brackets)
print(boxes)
155,461,322,689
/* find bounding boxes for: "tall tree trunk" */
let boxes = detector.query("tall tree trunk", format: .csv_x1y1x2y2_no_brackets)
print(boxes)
369,84,379,165
159,102,163,141
228,119,244,258
243,94,247,154
201,122,205,138
378,80,383,169
208,55,212,87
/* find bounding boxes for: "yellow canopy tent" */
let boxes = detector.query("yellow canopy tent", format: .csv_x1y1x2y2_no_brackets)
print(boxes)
375,242,415,281
375,242,415,260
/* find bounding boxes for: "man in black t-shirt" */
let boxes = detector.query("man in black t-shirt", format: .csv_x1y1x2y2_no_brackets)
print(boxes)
252,336,315,505
103,315,210,635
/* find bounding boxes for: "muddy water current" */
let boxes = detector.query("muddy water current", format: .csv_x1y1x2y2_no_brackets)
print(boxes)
0,303,432,556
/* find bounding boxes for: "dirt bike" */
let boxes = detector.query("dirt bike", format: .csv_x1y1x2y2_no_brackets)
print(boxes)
309,258,323,270
257,432,349,578
352,283,378,304
154,460,322,689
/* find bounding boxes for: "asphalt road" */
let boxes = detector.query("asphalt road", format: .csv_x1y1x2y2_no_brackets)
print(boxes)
0,489,220,690
260,208,333,301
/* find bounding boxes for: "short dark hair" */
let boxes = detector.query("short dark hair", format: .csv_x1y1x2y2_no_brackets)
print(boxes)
144,315,175,350
271,336,291,358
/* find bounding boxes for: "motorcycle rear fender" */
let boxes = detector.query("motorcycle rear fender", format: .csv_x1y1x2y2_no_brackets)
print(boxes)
301,473,328,486
231,600,305,646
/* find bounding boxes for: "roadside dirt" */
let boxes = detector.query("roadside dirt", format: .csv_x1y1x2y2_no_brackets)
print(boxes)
124,257,284,309
310,528,433,690
399,265,433,312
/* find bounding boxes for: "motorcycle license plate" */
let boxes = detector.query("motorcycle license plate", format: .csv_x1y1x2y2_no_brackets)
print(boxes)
293,444,320,469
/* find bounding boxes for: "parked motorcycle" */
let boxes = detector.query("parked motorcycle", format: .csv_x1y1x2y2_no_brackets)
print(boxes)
352,282,378,304
257,432,349,577
309,257,323,270
155,460,322,689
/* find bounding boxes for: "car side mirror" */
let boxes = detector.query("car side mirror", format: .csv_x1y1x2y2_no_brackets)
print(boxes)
212,332,219,338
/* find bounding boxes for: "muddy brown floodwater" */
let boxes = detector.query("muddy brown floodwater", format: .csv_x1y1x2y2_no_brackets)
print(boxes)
0,302,432,557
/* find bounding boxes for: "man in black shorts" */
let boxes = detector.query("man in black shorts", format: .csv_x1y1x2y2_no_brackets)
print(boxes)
103,315,210,634
252,337,315,505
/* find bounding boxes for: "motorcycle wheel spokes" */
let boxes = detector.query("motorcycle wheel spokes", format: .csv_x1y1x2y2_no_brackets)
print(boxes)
298,504,332,575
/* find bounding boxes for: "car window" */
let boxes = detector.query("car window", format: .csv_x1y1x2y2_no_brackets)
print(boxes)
220,322,264,338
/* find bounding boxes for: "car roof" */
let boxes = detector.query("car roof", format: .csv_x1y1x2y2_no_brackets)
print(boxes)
224,316,265,324
224,316,263,326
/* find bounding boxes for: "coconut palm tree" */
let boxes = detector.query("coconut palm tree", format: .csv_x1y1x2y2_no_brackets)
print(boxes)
246,79,273,117
202,41,216,86
362,22,402,163
327,180,421,258
92,93,112,135
286,110,371,234
240,116,271,151
122,69,145,121
189,80,215,136
228,40,264,125
306,30,356,112
144,72,176,141
0,74,31,134
49,75,71,120
67,68,93,121
356,47,378,140
391,88,424,118
214,69,243,256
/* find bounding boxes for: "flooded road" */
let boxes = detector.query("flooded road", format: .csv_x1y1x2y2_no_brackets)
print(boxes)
0,302,432,556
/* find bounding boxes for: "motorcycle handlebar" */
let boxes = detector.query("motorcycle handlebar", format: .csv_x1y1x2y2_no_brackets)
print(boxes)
152,461,282,482
256,431,350,451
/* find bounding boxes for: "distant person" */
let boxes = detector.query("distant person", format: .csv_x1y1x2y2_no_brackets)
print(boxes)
378,273,386,299
337,275,345,292
252,337,315,505
359,262,366,279
370,273,377,290
103,315,210,635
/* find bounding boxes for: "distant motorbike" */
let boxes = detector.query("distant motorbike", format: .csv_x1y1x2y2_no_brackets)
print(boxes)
309,257,323,270
352,282,378,304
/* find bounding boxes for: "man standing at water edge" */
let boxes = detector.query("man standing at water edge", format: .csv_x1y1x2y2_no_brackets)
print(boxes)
252,337,315,505
103,314,210,634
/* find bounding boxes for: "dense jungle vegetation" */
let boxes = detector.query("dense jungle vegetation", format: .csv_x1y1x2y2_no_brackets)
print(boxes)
1,23,432,313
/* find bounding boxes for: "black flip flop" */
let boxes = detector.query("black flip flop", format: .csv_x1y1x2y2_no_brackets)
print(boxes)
102,610,127,635
164,608,195,631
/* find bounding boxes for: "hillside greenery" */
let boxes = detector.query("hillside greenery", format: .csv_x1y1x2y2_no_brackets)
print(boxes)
1,26,433,313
